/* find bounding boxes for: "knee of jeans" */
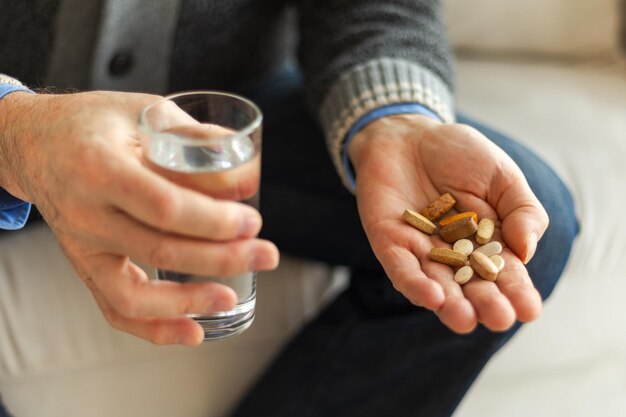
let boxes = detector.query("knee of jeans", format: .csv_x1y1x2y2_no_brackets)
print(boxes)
526,173,580,301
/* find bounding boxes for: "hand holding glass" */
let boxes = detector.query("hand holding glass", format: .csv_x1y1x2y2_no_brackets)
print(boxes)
140,92,262,341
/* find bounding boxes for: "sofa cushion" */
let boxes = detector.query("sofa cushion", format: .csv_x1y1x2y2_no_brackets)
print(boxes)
452,58,626,417
0,223,345,417
444,0,623,57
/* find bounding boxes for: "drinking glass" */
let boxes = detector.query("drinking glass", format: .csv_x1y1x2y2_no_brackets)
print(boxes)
140,91,262,341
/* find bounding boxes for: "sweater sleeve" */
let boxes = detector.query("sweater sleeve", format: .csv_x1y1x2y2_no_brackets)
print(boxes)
295,0,455,188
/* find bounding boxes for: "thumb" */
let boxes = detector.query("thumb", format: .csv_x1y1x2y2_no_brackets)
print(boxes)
501,205,549,264
497,176,549,264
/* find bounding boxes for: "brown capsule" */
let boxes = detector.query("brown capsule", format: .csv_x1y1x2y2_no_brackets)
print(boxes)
439,216,478,243
428,247,467,268
470,252,499,281
439,211,478,227
420,193,456,221
402,209,436,235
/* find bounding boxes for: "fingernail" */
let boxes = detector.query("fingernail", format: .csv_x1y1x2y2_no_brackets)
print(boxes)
524,233,538,264
238,214,261,238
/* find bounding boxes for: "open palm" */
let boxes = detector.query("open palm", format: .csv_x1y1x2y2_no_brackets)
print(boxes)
349,115,548,333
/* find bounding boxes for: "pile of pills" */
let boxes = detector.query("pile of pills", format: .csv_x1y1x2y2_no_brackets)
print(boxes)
402,193,504,284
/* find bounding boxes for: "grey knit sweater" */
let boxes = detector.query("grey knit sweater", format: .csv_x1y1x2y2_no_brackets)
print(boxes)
0,0,454,187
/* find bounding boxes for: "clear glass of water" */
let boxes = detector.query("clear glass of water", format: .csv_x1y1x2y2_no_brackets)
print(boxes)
139,91,262,341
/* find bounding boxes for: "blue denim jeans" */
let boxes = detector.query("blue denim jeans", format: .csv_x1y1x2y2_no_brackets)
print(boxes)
0,67,578,417
228,67,579,417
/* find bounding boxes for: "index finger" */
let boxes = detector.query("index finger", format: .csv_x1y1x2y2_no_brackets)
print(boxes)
373,243,445,311
110,161,263,241
493,250,543,322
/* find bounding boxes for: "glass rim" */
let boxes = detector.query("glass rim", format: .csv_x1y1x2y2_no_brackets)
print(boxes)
139,90,263,146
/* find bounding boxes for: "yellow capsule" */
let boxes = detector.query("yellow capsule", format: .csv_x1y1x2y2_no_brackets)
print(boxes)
476,218,495,245
439,211,478,227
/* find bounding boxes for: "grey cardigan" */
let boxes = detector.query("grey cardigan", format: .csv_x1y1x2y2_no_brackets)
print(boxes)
0,0,454,186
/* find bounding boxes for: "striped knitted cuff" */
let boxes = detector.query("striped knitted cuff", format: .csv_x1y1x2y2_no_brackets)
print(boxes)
319,57,454,190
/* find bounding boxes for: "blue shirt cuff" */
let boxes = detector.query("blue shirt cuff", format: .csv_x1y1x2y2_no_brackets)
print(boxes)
0,189,32,230
0,85,33,100
342,103,443,190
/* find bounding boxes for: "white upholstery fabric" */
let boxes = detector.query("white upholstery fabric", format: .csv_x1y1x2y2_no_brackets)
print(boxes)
444,0,622,57
452,58,626,417
0,225,346,417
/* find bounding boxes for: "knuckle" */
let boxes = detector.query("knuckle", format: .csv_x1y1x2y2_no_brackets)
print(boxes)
152,194,180,229
208,203,241,239
150,329,172,346
175,293,194,315
450,123,481,138
102,308,124,331
390,279,404,294
213,252,235,276
492,317,515,332
390,277,410,300
138,93,163,106
110,288,140,318
148,240,176,269
70,143,96,169
213,245,247,276
77,211,112,243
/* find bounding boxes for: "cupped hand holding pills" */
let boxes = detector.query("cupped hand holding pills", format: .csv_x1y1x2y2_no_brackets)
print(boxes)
348,114,549,334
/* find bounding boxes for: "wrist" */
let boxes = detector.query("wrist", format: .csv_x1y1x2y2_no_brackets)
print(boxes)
347,113,441,172
0,91,40,200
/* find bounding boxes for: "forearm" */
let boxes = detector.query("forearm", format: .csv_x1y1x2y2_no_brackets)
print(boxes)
295,0,455,188
296,0,454,111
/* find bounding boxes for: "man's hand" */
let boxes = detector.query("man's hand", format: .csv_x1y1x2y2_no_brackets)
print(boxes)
348,114,548,333
0,91,279,345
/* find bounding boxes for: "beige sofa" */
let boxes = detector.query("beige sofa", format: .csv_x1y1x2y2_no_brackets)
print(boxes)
448,1,626,416
1,1,625,416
